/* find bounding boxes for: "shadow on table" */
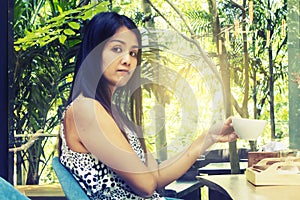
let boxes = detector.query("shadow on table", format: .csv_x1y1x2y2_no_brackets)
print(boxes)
160,148,249,199
178,148,250,181
197,177,233,200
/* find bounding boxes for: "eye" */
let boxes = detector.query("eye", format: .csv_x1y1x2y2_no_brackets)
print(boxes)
112,46,122,53
130,51,138,58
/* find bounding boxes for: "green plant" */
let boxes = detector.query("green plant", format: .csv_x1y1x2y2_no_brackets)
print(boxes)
13,1,109,185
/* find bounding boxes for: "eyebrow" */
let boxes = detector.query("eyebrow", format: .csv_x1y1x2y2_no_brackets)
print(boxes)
109,39,139,49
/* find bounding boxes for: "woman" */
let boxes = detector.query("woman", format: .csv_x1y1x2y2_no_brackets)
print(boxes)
59,11,238,200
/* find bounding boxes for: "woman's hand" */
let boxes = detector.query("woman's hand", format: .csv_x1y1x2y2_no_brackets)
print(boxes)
206,117,238,144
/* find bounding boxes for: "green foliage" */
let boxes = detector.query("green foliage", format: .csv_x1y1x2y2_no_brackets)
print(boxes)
217,0,288,138
185,10,211,36
12,0,111,184
142,0,288,151
14,2,109,51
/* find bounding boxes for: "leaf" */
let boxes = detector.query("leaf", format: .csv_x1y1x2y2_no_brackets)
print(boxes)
59,34,67,44
112,6,121,13
57,5,63,14
68,22,80,30
14,45,21,51
81,9,93,20
24,29,30,35
63,29,75,36
93,2,109,13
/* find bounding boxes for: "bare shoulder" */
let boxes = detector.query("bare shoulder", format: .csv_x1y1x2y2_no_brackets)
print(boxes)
67,96,107,123
63,96,102,153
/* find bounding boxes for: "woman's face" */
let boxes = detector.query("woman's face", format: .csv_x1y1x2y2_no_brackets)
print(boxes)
102,26,139,91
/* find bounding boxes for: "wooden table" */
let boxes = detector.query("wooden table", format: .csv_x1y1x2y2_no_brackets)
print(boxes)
15,184,65,200
197,174,300,200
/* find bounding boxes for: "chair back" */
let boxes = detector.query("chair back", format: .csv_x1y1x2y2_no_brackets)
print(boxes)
52,157,89,200
0,177,30,200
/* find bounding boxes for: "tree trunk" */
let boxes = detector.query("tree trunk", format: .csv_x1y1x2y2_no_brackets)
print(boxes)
142,0,167,161
241,0,250,117
241,0,258,151
268,0,276,140
251,50,258,151
26,141,42,185
269,45,275,140
207,0,240,173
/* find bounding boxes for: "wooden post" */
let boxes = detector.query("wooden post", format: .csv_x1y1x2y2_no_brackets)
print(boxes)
288,0,300,149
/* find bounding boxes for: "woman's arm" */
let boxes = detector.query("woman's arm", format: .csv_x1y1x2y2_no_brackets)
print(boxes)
145,118,237,189
67,96,237,197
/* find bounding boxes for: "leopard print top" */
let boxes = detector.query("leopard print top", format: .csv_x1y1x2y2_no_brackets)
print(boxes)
59,105,164,200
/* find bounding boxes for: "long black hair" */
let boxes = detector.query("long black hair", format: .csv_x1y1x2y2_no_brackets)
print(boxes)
60,12,146,156
70,12,142,111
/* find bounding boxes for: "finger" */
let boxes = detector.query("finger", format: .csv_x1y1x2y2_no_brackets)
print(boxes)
229,133,238,142
218,132,238,143
224,116,233,126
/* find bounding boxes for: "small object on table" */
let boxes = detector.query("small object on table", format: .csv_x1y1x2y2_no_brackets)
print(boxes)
246,157,300,186
248,151,279,167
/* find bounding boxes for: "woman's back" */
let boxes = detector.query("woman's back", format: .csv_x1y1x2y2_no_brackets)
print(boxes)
59,99,162,199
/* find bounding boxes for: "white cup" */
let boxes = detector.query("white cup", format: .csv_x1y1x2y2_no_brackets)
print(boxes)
232,117,267,140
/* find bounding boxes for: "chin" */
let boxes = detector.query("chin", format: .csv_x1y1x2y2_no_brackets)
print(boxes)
116,76,131,87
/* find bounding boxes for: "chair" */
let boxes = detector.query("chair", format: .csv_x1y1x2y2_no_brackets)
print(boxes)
0,177,30,200
52,157,182,200
52,157,89,200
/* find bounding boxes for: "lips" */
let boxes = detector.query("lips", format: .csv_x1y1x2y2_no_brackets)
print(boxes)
116,69,130,76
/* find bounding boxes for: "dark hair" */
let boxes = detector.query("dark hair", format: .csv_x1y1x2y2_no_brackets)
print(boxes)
70,12,142,109
62,12,145,155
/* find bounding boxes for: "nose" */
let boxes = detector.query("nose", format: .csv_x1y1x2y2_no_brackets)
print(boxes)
121,53,131,66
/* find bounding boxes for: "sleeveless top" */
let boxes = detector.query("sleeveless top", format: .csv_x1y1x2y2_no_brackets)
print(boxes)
59,102,164,200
